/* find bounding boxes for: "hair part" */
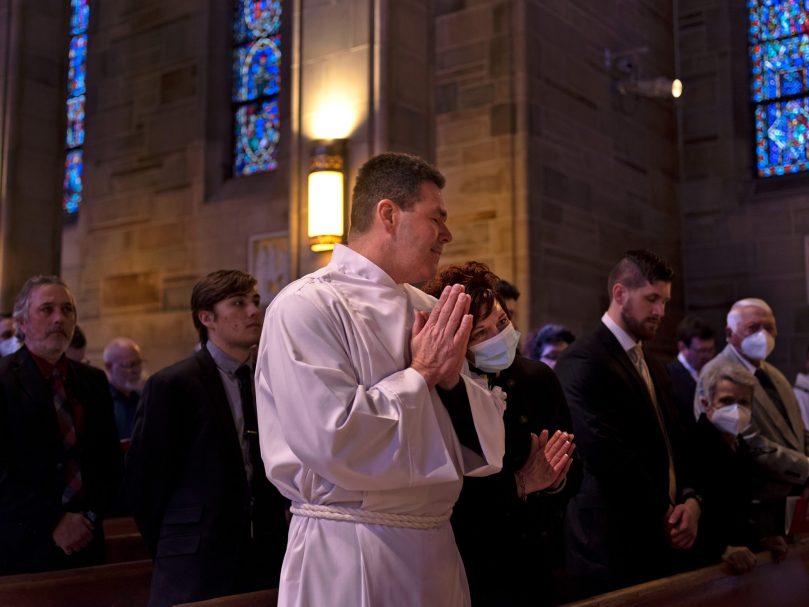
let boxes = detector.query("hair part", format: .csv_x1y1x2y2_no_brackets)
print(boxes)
421,262,505,326
191,270,257,344
676,315,715,346
607,249,674,301
698,364,756,411
349,152,445,235
726,298,773,333
12,275,75,340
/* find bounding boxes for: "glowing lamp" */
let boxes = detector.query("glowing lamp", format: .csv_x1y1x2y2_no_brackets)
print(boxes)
308,140,347,252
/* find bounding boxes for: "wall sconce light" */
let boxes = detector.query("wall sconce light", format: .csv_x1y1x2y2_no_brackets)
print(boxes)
618,77,683,99
605,47,683,100
308,139,347,253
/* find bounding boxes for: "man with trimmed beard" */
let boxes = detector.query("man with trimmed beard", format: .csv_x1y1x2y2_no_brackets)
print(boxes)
555,250,701,596
0,276,121,575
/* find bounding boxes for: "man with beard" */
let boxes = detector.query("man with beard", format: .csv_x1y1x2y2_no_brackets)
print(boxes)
555,250,700,596
0,276,122,575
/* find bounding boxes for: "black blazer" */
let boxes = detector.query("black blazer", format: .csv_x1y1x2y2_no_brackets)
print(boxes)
126,347,288,607
0,346,122,575
555,322,692,590
451,356,581,606
667,358,698,432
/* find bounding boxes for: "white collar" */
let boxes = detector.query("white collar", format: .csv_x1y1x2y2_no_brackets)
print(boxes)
601,311,640,353
677,351,699,381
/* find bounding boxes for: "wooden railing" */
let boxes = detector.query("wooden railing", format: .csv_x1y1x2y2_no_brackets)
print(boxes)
562,540,809,607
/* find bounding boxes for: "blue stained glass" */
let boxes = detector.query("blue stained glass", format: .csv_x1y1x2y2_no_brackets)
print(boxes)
63,150,83,214
234,101,280,176
232,36,281,102
749,1,809,43
70,0,89,35
234,0,282,44
68,34,87,97
755,98,809,176
750,33,809,101
66,96,85,148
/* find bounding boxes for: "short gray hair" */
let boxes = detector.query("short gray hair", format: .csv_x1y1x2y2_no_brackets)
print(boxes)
698,364,756,411
12,276,75,339
727,298,773,332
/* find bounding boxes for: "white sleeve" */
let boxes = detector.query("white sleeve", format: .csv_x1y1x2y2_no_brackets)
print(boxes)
257,290,476,493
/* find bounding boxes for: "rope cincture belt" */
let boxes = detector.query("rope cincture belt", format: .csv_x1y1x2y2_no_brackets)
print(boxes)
290,503,452,529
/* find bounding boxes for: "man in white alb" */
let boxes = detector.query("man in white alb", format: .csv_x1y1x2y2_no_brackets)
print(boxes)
256,152,506,606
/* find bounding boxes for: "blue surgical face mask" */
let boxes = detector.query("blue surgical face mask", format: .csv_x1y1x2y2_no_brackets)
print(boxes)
468,323,521,373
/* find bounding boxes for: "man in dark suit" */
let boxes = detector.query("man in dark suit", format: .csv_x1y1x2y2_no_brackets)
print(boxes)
126,270,288,607
555,250,701,596
0,276,122,575
667,316,716,430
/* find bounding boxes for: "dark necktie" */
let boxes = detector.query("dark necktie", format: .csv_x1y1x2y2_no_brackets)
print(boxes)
755,367,791,425
51,368,83,505
236,364,262,490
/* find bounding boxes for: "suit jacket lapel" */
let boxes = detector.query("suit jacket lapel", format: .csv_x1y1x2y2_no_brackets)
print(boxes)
596,323,660,417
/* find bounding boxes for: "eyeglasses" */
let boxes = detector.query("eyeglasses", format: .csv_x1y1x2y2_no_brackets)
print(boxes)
115,359,144,370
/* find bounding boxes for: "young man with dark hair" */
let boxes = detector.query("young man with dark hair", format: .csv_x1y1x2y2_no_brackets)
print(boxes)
127,270,288,607
555,250,701,596
0,276,121,575
667,316,716,429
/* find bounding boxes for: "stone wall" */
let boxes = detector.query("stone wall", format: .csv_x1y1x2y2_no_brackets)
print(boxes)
0,0,68,311
678,0,809,378
61,0,291,370
435,0,683,355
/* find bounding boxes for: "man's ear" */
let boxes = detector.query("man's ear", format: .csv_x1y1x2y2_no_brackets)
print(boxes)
198,309,215,330
676,340,687,353
376,199,397,233
611,283,626,306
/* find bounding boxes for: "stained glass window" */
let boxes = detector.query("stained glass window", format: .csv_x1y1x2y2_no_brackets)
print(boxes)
749,1,809,177
63,0,88,215
232,1,282,177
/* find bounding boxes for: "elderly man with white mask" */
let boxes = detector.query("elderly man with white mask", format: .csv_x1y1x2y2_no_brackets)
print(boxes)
695,298,809,535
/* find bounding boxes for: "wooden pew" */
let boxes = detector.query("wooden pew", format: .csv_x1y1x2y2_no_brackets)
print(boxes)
103,517,150,564
563,540,809,607
0,560,152,607
176,588,278,607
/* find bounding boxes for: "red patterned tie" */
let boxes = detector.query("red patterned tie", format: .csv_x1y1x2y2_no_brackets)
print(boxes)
51,368,83,505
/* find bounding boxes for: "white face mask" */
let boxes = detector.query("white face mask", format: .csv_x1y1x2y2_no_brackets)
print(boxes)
0,337,20,357
740,329,775,361
710,404,752,436
468,323,521,373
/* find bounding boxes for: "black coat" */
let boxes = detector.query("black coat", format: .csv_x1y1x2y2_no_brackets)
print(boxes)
555,322,693,591
689,414,755,567
0,346,122,575
451,356,581,607
666,358,698,433
126,347,288,607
